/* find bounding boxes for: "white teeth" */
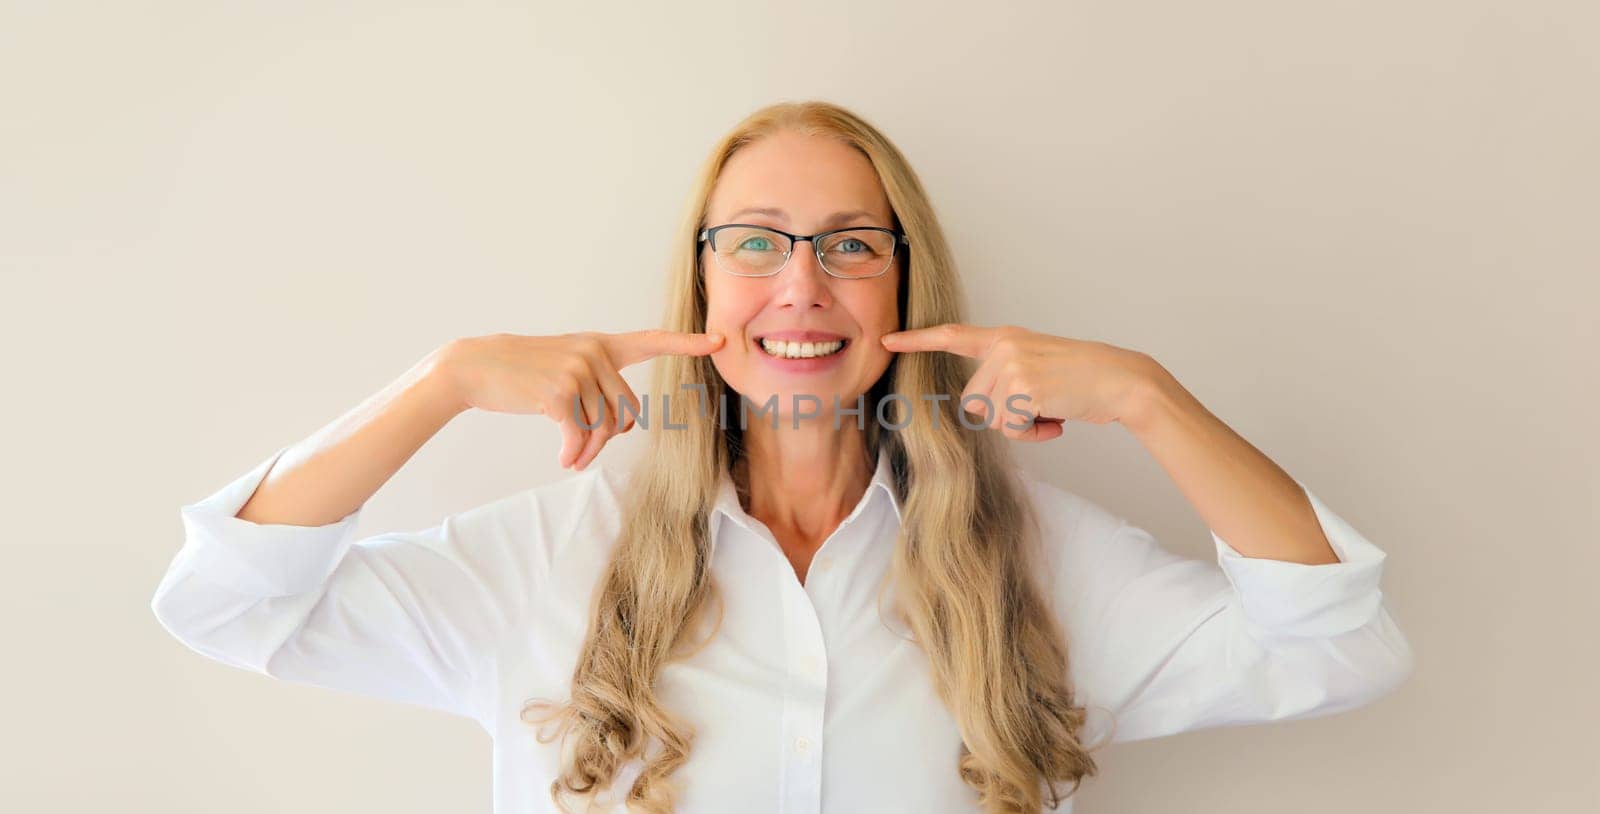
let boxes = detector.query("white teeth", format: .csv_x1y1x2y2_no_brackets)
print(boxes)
760,338,845,359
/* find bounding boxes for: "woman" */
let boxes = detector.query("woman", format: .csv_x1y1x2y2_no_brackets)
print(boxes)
151,101,1413,813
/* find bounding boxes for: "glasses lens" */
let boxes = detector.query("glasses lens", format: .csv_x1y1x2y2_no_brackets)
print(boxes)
712,226,790,276
819,229,898,278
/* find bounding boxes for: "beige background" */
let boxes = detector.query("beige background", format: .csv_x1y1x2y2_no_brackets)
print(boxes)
3,1,1595,811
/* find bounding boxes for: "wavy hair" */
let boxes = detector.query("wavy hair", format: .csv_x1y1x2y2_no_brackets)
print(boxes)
522,100,1104,812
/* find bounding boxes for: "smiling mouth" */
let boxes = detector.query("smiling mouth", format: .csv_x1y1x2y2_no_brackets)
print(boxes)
756,337,849,359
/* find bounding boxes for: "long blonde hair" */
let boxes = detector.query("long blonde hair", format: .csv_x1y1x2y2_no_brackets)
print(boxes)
523,100,1103,812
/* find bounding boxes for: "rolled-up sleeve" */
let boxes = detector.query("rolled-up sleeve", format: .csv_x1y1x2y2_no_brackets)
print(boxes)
150,446,591,729
1033,475,1414,746
1211,482,1391,641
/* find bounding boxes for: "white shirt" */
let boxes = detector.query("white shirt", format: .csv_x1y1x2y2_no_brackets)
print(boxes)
151,446,1413,813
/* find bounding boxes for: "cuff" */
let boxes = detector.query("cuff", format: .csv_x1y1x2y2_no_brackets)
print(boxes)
178,446,364,597
1212,478,1388,639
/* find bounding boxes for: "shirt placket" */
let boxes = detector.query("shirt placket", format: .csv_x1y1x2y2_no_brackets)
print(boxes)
777,566,828,814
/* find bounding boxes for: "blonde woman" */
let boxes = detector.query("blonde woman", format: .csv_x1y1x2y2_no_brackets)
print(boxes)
151,101,1413,813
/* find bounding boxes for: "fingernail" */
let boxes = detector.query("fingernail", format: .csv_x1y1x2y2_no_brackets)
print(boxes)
709,332,724,342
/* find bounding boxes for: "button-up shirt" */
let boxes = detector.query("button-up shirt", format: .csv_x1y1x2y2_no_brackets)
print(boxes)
151,446,1413,813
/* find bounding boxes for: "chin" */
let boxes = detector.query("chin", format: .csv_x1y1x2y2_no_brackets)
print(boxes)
728,379,864,420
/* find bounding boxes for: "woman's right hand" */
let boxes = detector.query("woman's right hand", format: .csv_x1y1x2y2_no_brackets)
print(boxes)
439,330,726,471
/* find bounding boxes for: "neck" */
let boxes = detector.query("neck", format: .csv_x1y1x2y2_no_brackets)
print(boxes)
734,413,873,560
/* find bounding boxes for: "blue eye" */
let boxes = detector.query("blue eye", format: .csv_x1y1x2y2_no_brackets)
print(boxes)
738,236,776,251
836,238,868,253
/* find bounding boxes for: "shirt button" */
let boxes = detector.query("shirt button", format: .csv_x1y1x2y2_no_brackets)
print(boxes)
815,555,834,572
794,736,811,753
801,655,819,674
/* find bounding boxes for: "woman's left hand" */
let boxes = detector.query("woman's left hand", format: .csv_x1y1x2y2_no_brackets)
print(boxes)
880,324,1163,442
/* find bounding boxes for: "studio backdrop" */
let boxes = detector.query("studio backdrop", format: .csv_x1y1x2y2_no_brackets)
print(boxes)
2,2,1595,812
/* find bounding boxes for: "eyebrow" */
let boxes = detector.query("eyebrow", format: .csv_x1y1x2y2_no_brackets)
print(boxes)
725,207,883,229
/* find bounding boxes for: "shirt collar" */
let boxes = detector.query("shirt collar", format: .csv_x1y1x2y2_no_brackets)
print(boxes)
709,448,903,557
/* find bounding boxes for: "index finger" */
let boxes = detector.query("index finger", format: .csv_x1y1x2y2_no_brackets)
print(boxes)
880,323,997,358
603,329,727,368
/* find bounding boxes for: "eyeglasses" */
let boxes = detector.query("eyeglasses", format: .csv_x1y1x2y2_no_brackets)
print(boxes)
698,223,909,279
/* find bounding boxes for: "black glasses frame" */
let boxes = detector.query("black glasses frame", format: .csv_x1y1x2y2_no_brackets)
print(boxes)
697,223,910,279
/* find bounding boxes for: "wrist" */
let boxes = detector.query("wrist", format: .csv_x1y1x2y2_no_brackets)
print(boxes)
1120,356,1188,439
414,342,473,420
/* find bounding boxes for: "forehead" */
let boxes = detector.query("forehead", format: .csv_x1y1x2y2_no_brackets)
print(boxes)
706,130,893,225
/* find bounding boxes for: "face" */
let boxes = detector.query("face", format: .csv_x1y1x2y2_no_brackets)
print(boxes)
701,130,902,419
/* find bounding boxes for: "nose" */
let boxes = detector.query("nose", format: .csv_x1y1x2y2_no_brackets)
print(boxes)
773,240,835,309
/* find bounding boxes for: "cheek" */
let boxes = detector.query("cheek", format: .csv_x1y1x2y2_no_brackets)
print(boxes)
704,296,761,339
846,284,900,336
701,287,762,382
834,292,897,376
702,272,759,326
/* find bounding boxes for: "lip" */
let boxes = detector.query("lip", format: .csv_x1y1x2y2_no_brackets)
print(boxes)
754,330,848,343
752,332,850,374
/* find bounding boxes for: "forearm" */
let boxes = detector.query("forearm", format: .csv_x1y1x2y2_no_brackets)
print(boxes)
1121,358,1341,565
235,344,469,527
